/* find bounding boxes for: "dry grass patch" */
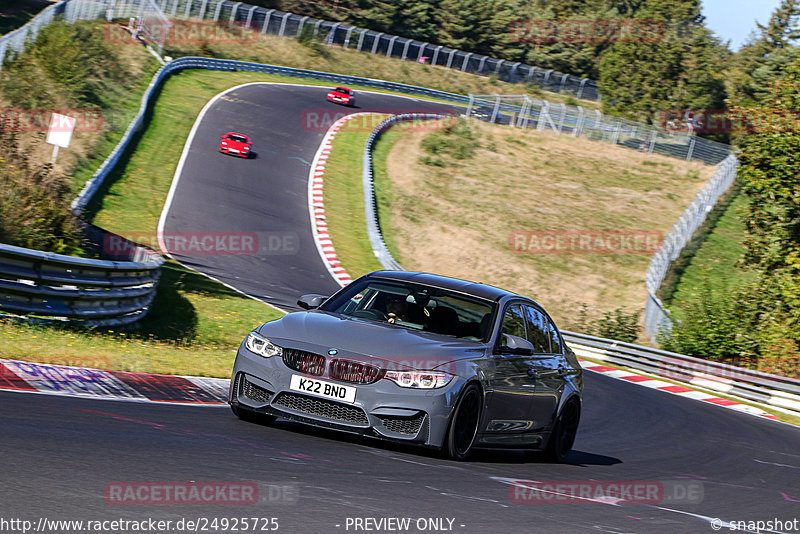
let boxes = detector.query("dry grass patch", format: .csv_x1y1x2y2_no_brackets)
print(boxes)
379,119,716,340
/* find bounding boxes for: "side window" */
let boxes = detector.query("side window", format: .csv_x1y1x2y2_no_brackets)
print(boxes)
501,305,526,341
547,319,563,354
523,306,550,353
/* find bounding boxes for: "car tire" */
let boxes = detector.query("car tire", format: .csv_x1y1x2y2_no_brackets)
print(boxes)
543,398,580,463
443,382,482,461
231,404,277,425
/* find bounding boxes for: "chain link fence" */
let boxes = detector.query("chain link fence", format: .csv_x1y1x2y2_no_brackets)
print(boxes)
465,94,732,165
1,0,599,100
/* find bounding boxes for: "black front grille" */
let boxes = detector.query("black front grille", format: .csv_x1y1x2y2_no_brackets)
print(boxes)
242,376,273,404
273,392,368,425
329,359,384,384
282,348,326,376
380,413,425,435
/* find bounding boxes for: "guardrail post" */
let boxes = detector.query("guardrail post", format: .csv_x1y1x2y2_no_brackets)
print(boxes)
312,19,322,38
577,78,587,100
477,56,487,74
494,59,504,74
183,0,193,19
325,22,341,45
559,73,570,94
509,62,521,82
198,0,209,19
244,5,257,28
416,42,428,62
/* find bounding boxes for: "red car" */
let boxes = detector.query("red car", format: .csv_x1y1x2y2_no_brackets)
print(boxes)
219,132,252,158
326,86,356,106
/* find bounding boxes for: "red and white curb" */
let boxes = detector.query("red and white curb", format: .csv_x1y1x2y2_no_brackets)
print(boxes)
308,112,379,288
574,357,779,420
0,359,228,405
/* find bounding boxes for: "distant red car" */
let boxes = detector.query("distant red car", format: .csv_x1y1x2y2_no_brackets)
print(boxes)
326,86,356,106
219,132,252,158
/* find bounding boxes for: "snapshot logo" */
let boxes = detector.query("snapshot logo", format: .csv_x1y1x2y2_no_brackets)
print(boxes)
104,481,298,505
509,19,664,44
105,21,259,45
301,110,454,132
509,479,704,505
103,231,300,257
509,230,662,255
0,109,103,132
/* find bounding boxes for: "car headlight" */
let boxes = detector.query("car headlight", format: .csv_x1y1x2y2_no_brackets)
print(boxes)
384,370,453,389
245,332,282,358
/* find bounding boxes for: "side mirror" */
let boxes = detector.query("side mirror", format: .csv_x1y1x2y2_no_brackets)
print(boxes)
297,294,328,310
498,334,534,355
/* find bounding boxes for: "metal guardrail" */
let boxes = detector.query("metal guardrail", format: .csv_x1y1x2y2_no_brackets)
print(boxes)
362,114,448,271
0,225,163,327
563,331,800,414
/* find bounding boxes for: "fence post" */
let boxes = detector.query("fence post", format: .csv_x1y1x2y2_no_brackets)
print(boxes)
557,103,567,133
184,0,193,19
325,22,340,45
229,1,242,22
461,52,472,71
312,19,322,38
244,4,256,28
494,59,504,74
371,32,383,54
431,45,442,65
611,120,622,145
343,26,353,48
400,38,411,60
477,56,487,74
649,129,658,154
558,73,569,93
577,78,587,100
356,29,366,51
260,8,273,33
277,12,290,36
212,0,225,21
446,49,456,69
575,106,585,136
386,35,398,57
490,95,500,123
198,0,208,19
509,62,520,82
686,135,696,161
467,94,475,117
296,15,309,36
416,42,428,62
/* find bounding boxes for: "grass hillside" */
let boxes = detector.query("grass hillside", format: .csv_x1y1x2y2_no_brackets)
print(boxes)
368,118,716,339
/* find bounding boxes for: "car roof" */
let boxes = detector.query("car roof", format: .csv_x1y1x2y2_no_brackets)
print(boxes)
333,86,350,91
224,132,249,138
363,270,524,303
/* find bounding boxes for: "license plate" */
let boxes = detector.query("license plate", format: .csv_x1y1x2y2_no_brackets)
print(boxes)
289,375,356,404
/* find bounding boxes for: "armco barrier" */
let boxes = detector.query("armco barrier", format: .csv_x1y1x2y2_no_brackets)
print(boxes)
563,331,800,415
0,225,163,327
362,114,449,271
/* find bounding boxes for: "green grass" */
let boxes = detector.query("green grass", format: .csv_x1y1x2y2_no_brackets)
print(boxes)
322,116,388,278
664,188,756,320
371,128,405,264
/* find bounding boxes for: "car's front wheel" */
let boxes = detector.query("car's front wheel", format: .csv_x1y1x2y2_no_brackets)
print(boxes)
231,404,277,425
443,383,482,460
543,398,580,463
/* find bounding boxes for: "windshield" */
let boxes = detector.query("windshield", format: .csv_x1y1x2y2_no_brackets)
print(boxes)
321,278,496,342
228,135,247,143
335,87,351,94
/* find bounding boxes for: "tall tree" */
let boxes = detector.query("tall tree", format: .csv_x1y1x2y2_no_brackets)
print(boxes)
597,0,727,121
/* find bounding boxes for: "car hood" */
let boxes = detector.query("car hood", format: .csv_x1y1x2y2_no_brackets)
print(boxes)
257,311,486,370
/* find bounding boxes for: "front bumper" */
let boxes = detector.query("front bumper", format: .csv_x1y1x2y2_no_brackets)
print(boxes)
229,344,462,448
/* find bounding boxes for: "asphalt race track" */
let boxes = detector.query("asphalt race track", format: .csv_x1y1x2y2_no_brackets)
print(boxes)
159,83,457,310
2,372,799,533
2,84,798,533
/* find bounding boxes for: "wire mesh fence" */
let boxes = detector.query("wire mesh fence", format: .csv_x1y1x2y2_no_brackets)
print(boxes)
465,94,732,165
0,0,599,100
